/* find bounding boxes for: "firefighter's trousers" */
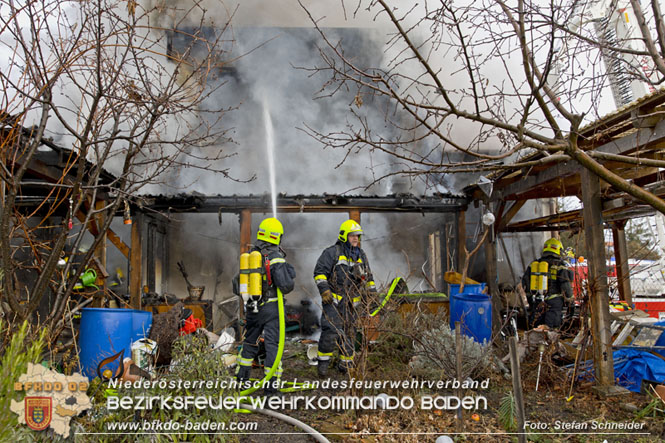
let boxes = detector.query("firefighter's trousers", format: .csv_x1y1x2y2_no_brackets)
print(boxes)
237,299,282,384
318,300,357,369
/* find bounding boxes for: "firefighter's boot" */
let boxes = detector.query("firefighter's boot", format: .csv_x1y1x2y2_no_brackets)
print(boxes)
317,359,330,378
236,365,251,383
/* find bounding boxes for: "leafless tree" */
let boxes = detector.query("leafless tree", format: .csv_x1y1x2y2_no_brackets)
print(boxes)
299,0,665,213
0,0,241,341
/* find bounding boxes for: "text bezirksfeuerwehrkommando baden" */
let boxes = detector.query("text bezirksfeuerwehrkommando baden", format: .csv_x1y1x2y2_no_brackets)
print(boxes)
106,377,490,411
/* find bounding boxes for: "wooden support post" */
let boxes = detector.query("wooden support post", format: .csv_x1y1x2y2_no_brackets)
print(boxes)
581,169,614,387
428,232,443,291
348,209,360,223
457,210,466,271
239,210,251,254
485,234,501,334
239,210,252,322
508,337,527,443
129,213,142,309
611,221,633,305
455,322,464,431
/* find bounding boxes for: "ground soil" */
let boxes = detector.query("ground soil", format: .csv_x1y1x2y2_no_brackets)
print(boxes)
233,337,665,443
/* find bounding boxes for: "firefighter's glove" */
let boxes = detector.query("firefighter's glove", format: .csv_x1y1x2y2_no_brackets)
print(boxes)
321,290,333,305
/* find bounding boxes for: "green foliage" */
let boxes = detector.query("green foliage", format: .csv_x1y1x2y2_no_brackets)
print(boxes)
0,320,48,442
635,389,665,420
498,391,517,432
78,333,234,442
366,313,413,378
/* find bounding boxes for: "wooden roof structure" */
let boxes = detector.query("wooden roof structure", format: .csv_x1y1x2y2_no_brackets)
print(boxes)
467,88,665,232
464,90,665,390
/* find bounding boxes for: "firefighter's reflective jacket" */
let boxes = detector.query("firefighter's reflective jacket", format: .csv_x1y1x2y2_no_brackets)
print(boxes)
521,251,573,301
253,242,295,301
313,241,376,305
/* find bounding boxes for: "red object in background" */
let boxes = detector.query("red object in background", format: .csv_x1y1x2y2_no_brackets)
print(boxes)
179,314,202,336
633,299,665,319
571,264,588,300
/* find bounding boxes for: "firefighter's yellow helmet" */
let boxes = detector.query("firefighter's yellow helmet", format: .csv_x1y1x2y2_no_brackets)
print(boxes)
543,238,563,255
338,219,363,242
257,217,283,245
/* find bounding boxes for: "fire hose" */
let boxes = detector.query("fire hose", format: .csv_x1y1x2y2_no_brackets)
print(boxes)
238,402,330,443
370,277,404,317
234,288,330,441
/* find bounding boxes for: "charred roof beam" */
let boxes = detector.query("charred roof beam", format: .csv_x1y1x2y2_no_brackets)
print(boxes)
141,194,468,214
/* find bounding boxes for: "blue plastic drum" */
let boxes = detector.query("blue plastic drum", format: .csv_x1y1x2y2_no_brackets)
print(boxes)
78,308,153,378
449,284,492,345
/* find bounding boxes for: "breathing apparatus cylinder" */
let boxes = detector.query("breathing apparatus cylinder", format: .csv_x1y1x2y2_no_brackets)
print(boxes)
530,261,539,291
239,253,250,305
538,261,548,293
529,260,549,302
248,251,263,313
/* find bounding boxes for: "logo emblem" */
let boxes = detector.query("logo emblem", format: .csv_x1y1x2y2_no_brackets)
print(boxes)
25,397,52,431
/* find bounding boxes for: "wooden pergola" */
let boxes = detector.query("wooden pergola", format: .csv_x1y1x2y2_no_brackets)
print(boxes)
466,88,665,391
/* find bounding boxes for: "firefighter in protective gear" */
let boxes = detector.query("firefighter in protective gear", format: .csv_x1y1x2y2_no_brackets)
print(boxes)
314,219,377,376
521,238,573,329
236,218,296,393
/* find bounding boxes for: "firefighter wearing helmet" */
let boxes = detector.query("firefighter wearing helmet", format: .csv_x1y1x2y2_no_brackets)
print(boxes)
313,219,377,376
236,217,296,394
521,238,573,329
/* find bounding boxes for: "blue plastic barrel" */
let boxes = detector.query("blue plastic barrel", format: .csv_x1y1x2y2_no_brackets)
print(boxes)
449,283,486,295
131,310,153,342
449,284,492,345
78,308,152,378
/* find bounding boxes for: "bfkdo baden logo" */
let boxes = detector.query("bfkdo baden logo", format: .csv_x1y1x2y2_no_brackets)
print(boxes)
25,397,52,431
11,363,91,437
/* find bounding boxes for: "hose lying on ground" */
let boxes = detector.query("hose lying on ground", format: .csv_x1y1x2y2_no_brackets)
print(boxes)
238,403,330,443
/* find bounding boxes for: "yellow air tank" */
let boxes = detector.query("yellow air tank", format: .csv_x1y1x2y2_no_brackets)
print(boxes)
530,261,539,291
538,261,549,293
248,251,263,299
239,252,250,305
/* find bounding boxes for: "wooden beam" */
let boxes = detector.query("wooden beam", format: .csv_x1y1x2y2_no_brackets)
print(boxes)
496,118,665,200
428,232,443,291
508,337,527,443
485,235,501,334
238,209,252,322
348,209,361,223
239,209,251,254
611,221,633,305
497,200,526,232
130,213,142,309
107,229,129,258
75,210,129,258
581,169,614,387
